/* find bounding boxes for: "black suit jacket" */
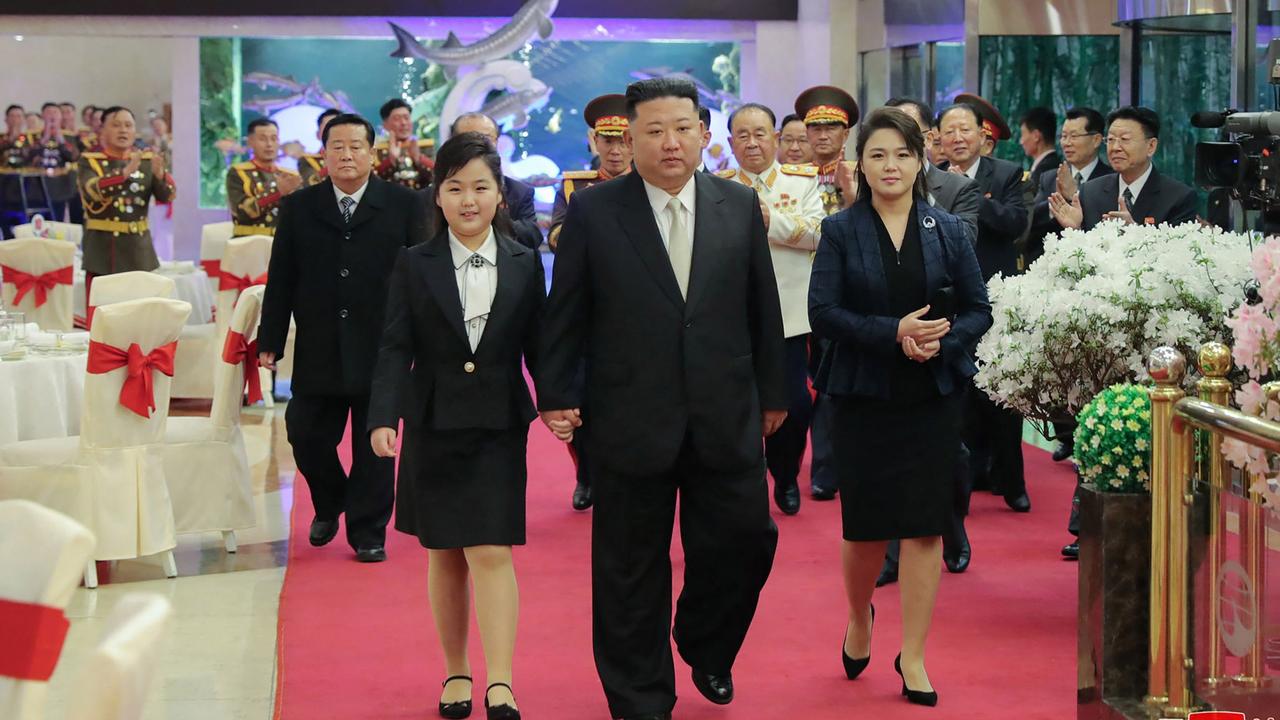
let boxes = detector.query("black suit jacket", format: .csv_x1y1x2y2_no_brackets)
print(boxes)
941,156,1027,280
258,176,429,396
536,170,787,475
367,230,544,432
1079,166,1199,231
1027,152,1062,193
1028,160,1115,262
504,175,543,249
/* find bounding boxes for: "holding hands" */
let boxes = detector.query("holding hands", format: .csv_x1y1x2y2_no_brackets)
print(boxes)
897,305,949,363
540,408,582,442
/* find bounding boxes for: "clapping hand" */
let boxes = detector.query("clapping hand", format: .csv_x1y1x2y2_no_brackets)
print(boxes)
277,171,303,195
149,149,165,178
1047,191,1083,229
1054,162,1078,200
540,408,582,442
1103,195,1134,224
123,149,142,177
836,160,858,206
758,197,771,230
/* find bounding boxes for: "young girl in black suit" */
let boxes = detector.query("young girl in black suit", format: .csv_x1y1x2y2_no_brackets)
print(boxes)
368,132,545,720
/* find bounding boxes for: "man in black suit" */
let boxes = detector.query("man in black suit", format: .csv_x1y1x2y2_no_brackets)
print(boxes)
938,101,1032,520
536,78,787,720
258,113,429,563
1049,106,1198,232
448,112,543,249
1020,106,1062,192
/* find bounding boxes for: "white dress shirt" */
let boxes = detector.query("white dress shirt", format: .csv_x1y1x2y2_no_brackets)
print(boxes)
1070,156,1100,183
1118,163,1153,208
333,179,369,216
961,158,980,181
448,227,498,352
643,176,697,250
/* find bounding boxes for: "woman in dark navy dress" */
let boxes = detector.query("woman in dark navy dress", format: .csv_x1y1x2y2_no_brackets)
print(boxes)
809,108,992,707
368,132,543,720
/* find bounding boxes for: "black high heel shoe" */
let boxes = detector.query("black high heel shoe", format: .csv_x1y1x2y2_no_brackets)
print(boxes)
894,654,938,707
438,675,472,719
842,604,875,680
484,682,521,720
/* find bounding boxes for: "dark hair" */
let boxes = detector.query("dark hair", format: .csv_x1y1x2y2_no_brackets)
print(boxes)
41,102,59,113
5,104,23,115
625,78,699,120
92,108,103,117
727,103,776,133
430,132,513,239
1064,106,1105,136
321,113,376,146
1106,105,1160,139
82,104,95,113
247,117,278,135
937,103,981,129
1019,106,1056,144
449,112,499,138
698,105,711,128
380,98,411,121
316,108,342,128
779,113,805,130
885,97,935,130
60,101,75,109
854,107,929,201
100,105,133,124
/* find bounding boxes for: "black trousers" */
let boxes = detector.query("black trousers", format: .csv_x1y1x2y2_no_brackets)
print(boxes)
965,386,1026,498
569,433,592,487
764,334,813,487
285,393,395,549
808,337,838,493
591,437,778,718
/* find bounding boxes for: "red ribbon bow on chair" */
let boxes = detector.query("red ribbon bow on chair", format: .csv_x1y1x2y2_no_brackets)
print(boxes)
221,329,263,405
200,258,221,278
0,598,70,681
218,270,268,293
0,264,74,307
86,339,178,418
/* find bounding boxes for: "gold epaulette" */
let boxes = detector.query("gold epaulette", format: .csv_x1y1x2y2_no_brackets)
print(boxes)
233,161,257,170
562,170,599,180
417,138,435,149
780,163,818,177
81,152,106,159
277,167,300,177
716,168,738,179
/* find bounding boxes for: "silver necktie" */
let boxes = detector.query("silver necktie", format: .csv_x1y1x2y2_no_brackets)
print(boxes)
665,197,692,299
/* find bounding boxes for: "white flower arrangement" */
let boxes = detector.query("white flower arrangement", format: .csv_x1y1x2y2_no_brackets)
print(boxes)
974,219,1253,426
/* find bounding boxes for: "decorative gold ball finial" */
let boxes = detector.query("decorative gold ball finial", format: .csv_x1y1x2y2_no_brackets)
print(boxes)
1197,342,1231,378
1148,346,1186,386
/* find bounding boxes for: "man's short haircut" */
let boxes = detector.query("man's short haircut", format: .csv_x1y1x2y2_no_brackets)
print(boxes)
624,78,699,120
1019,106,1056,143
698,105,711,128
727,103,776,133
247,117,278,135
938,103,981,128
379,98,412,121
321,113,376,146
1064,106,1106,136
6,104,23,115
885,97,935,130
41,102,60,113
779,113,805,130
449,112,499,137
99,106,133,124
1106,106,1161,139
316,108,342,128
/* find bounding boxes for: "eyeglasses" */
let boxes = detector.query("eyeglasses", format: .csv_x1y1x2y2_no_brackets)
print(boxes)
1105,134,1143,145
1059,131,1100,142
780,136,809,146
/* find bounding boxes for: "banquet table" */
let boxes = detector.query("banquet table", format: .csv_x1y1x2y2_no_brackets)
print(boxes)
73,265,214,326
0,349,86,445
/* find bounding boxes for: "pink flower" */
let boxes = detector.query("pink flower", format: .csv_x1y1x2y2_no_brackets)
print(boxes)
1222,438,1270,476
1236,380,1265,415
1226,302,1276,378
1251,239,1280,310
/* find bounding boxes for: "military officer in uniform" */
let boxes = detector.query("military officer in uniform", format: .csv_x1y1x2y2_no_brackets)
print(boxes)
795,85,859,502
373,98,433,191
547,93,634,511
721,102,825,516
295,108,340,187
2,105,33,170
226,117,302,237
77,106,175,298
28,103,80,222
548,93,633,253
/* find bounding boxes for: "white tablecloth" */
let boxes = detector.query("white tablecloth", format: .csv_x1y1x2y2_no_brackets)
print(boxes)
0,351,86,445
73,269,214,326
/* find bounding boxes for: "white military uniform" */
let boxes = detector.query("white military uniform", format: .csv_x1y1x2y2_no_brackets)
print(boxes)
719,161,824,338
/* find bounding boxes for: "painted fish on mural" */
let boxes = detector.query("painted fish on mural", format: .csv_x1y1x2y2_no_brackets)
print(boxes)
243,72,358,114
480,83,553,131
387,0,559,73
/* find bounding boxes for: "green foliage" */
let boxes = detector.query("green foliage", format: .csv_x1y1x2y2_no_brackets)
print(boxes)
199,38,242,209
1074,384,1153,493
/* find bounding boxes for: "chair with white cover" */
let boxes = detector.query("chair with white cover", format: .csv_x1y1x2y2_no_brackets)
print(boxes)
87,271,176,320
0,237,76,331
216,235,273,405
199,221,234,295
13,220,84,245
163,285,263,553
65,593,172,720
0,297,191,587
0,500,96,720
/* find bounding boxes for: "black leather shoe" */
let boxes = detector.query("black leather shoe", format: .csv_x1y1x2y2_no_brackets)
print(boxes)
943,524,971,574
810,483,837,501
309,518,339,547
439,675,472,719
484,683,520,720
571,481,593,511
1051,442,1073,462
894,654,938,707
774,481,800,515
1004,493,1031,513
876,561,898,587
842,604,874,679
691,669,733,705
1062,542,1079,559
355,545,386,563
623,715,671,720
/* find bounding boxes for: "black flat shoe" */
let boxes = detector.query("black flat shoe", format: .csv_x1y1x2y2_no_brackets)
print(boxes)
691,668,734,705
439,675,472,719
894,654,938,707
309,518,339,547
842,604,874,679
1062,542,1079,559
484,682,520,720
1004,493,1031,513
810,483,837,501
622,715,671,720
774,481,800,515
355,545,386,563
1052,442,1073,462
571,481,593,510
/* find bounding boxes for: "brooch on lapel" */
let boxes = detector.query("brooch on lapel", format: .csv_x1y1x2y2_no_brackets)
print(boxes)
922,215,937,229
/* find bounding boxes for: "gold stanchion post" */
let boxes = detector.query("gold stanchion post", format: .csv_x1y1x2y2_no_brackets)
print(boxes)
1146,346,1185,708
1197,342,1232,689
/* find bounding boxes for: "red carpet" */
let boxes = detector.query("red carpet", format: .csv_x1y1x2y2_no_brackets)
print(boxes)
274,422,1077,720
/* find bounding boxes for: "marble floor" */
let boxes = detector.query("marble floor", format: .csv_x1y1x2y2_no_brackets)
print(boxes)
43,402,294,720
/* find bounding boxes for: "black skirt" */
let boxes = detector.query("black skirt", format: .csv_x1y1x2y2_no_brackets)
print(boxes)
832,392,960,541
394,424,528,549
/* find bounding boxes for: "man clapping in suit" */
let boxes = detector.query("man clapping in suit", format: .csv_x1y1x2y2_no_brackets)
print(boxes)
536,78,787,720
